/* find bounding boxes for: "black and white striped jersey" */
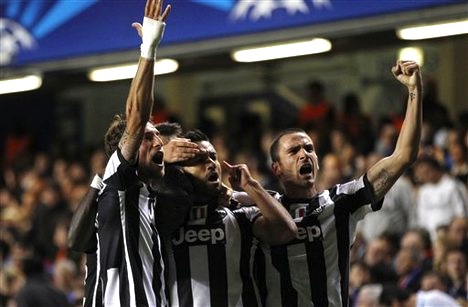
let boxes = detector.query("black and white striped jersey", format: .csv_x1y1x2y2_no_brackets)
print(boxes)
94,149,167,307
167,204,261,307
253,175,382,307
82,252,101,307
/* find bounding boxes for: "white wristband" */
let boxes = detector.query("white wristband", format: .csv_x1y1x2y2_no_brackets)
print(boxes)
140,17,166,60
90,174,104,190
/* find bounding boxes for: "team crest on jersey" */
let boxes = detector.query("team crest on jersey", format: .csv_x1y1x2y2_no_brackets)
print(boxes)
172,224,226,246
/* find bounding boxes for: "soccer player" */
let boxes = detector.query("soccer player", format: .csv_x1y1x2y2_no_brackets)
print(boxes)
167,129,297,306
255,60,423,306
90,0,174,305
68,120,200,306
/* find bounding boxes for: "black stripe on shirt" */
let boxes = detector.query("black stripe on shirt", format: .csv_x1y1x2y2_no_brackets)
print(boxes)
334,204,351,307
124,185,148,307
208,243,228,307
271,245,297,307
253,245,267,307
236,214,258,307
174,244,193,307
302,216,328,307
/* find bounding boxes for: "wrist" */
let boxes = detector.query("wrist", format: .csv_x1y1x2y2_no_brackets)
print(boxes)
140,18,165,60
242,179,261,192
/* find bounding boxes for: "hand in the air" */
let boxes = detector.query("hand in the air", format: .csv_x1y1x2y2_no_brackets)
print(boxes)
391,60,422,90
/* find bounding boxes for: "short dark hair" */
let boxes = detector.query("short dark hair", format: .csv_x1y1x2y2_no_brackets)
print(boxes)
104,114,126,157
183,129,209,143
269,128,306,162
155,122,183,139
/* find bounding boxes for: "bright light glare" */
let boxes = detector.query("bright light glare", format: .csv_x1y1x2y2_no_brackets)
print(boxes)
88,59,179,82
398,47,424,66
231,38,332,63
397,20,468,40
0,75,42,94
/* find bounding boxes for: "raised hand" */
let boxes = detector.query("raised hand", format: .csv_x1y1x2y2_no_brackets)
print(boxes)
163,138,201,164
391,60,422,90
132,0,171,59
222,161,254,191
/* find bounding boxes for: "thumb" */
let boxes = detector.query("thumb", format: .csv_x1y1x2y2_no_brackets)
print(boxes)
132,22,143,38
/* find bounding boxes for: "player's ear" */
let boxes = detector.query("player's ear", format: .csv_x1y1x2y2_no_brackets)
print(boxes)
272,161,281,176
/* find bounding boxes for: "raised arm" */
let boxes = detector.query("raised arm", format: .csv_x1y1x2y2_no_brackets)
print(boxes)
119,0,170,162
367,60,423,200
223,161,297,245
68,175,102,252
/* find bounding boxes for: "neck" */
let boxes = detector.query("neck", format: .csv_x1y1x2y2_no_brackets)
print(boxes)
283,183,317,199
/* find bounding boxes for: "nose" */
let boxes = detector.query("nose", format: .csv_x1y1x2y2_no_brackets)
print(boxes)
152,135,163,149
299,147,309,159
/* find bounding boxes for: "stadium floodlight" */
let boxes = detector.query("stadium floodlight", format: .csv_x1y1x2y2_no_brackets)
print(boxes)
88,59,179,82
398,47,424,66
397,19,468,40
0,75,42,94
231,38,332,63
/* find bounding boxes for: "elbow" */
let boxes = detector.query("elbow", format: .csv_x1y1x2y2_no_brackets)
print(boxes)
273,223,298,245
396,149,419,170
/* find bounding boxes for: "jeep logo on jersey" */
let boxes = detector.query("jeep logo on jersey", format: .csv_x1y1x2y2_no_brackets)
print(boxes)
288,225,323,244
172,224,226,246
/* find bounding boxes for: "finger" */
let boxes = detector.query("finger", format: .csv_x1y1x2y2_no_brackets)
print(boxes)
161,4,171,21
148,0,157,18
131,23,143,37
144,0,151,17
222,161,233,170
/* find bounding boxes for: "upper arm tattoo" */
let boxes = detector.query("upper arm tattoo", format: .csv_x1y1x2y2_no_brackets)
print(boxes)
373,168,392,197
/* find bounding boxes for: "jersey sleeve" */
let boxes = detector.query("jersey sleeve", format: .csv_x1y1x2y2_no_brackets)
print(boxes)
331,174,383,216
233,206,262,224
102,149,138,191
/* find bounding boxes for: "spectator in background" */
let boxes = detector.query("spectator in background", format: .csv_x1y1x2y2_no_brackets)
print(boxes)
349,261,372,307
355,284,382,307
374,118,397,157
446,217,468,250
363,234,398,284
442,248,467,301
394,247,426,293
337,93,375,155
298,80,334,128
15,255,71,307
419,270,448,292
316,153,344,191
27,180,71,263
447,135,468,184
413,156,468,242
400,228,433,272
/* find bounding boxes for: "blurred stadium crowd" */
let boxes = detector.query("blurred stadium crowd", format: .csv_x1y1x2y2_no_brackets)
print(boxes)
1,79,467,306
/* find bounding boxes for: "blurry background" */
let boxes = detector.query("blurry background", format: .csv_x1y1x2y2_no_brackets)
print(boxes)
1,1,467,306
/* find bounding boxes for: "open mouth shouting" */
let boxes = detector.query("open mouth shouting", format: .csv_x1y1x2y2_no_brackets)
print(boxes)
152,151,164,165
299,162,313,176
207,171,219,183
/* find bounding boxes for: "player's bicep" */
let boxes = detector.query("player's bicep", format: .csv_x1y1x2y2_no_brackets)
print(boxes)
366,156,400,200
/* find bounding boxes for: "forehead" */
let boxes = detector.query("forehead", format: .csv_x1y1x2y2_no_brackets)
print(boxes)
145,123,159,134
279,132,313,148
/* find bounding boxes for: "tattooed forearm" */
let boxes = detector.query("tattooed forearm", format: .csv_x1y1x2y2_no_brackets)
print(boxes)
409,91,416,102
119,129,130,149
